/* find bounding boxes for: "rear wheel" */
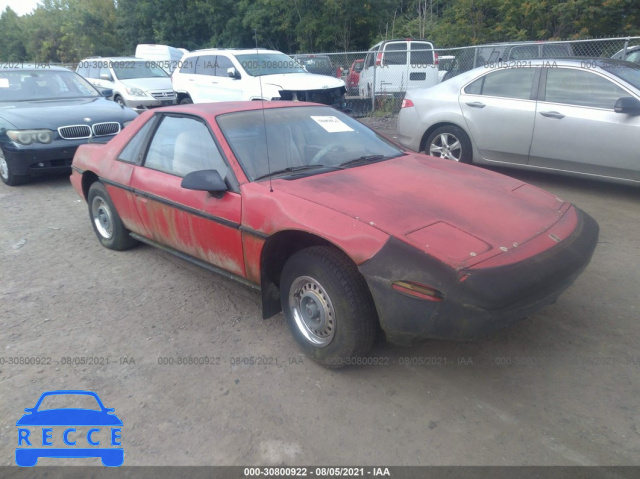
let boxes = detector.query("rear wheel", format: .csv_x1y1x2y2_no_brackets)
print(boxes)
0,148,29,186
424,125,472,164
280,246,378,368
87,181,138,251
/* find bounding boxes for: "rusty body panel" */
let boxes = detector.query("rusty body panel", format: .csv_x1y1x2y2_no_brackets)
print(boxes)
129,167,245,277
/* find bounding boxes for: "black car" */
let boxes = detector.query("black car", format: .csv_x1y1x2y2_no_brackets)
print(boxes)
0,65,138,186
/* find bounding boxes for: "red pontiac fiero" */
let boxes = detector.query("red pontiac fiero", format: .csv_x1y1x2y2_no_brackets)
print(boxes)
70,102,599,368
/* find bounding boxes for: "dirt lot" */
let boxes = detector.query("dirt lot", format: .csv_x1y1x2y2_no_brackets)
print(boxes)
1,117,639,467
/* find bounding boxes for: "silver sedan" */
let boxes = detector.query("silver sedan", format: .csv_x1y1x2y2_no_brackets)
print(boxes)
397,58,640,185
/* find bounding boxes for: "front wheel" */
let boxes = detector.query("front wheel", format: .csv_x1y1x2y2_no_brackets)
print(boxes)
424,125,472,164
0,148,29,186
179,96,193,105
280,246,378,368
87,182,138,251
114,95,125,107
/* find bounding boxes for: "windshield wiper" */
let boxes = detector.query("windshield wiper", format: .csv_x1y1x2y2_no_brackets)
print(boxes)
339,155,386,168
254,164,341,181
339,153,405,169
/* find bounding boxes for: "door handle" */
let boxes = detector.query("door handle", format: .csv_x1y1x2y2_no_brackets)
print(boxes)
539,111,565,119
465,101,485,108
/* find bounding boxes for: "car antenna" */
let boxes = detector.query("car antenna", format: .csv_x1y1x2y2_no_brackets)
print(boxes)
256,29,273,193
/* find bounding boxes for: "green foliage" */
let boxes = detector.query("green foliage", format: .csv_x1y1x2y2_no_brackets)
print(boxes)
0,0,638,62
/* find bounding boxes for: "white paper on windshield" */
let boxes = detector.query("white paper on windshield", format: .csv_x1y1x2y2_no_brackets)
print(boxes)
311,116,354,133
0,78,9,88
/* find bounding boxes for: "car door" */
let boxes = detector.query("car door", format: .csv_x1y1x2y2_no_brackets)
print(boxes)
210,54,243,101
407,42,439,90
129,114,246,277
190,55,220,103
459,67,539,164
529,67,640,181
359,47,377,97
379,41,406,93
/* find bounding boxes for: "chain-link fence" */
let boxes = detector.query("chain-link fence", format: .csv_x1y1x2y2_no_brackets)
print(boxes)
301,36,640,117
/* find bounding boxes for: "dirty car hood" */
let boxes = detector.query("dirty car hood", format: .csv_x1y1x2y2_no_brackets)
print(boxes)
271,154,568,267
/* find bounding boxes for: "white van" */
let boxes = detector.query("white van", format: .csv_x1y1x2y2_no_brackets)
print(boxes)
358,39,439,97
135,44,186,73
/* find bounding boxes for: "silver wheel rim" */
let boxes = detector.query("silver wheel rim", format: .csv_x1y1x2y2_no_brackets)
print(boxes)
289,276,335,347
0,151,8,181
116,97,124,106
91,196,114,239
430,133,462,161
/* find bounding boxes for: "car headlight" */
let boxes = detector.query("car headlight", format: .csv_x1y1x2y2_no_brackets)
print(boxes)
126,87,148,98
7,129,54,145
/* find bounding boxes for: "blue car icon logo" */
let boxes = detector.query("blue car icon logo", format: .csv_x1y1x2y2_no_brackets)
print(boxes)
16,390,123,467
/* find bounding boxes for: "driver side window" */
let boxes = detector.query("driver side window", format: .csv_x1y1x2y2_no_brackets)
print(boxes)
144,116,229,179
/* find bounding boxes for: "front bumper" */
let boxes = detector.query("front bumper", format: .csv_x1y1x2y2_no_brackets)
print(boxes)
359,208,599,344
2,138,112,177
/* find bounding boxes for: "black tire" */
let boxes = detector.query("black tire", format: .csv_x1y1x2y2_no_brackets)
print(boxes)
114,95,125,107
424,125,472,164
280,246,378,368
179,96,193,105
0,148,30,186
87,182,138,251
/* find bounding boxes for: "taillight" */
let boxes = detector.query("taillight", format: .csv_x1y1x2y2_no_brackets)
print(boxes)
375,52,383,66
401,99,414,108
434,52,439,66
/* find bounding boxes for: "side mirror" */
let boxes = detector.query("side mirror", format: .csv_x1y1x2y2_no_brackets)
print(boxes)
227,67,240,80
100,73,113,81
181,169,228,198
614,96,640,115
101,88,113,98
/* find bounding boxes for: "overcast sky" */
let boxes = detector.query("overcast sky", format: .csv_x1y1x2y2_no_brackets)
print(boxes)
1,0,41,16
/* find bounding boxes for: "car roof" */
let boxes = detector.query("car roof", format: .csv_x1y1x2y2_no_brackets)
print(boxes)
477,57,635,67
0,64,71,72
79,56,150,63
190,48,281,55
153,100,327,117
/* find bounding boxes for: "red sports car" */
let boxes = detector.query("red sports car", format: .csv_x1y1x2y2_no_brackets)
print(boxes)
70,102,598,368
347,59,364,95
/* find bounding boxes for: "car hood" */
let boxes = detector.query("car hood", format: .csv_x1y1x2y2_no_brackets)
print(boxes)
261,73,345,91
0,98,135,130
271,154,568,268
119,77,172,91
16,409,123,426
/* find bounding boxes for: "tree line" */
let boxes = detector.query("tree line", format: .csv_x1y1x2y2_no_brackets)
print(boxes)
1,0,638,62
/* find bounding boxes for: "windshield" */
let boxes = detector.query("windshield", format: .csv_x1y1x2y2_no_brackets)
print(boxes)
112,61,168,80
236,53,307,77
0,69,100,102
298,56,331,69
217,106,404,181
600,61,640,90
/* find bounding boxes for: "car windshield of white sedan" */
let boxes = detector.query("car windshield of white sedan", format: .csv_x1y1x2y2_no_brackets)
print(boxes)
0,70,100,102
601,62,640,89
112,61,168,80
235,53,307,76
217,106,405,181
